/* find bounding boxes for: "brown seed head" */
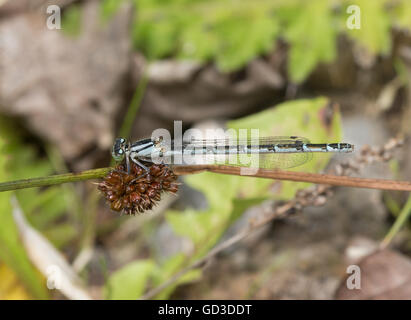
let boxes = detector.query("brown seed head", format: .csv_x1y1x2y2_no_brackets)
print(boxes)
98,161,179,215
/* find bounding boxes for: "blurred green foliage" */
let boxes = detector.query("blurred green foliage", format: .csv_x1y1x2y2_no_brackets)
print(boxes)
96,0,411,82
0,118,81,298
284,0,336,83
0,120,78,249
105,259,155,299
0,126,48,299
345,0,391,55
61,4,82,36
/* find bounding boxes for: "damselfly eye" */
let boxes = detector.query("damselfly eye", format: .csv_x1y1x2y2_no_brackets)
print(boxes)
112,138,128,162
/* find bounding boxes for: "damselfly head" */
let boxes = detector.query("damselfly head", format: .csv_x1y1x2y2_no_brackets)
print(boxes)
112,137,129,162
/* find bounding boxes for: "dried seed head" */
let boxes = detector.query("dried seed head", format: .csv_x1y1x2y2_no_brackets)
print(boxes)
98,161,179,215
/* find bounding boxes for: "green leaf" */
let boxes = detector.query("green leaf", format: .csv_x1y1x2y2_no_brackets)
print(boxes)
99,0,401,80
214,8,279,71
61,4,82,37
230,197,267,222
129,0,283,70
166,208,226,246
134,15,181,59
179,16,219,62
343,0,391,55
285,0,337,83
157,253,187,279
149,253,202,299
100,0,127,22
105,260,155,299
393,0,411,31
185,172,237,210
155,268,202,299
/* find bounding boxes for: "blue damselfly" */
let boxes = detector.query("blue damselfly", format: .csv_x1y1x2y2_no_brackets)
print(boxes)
112,136,354,173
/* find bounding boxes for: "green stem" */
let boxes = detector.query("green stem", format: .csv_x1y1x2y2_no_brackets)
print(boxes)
0,168,112,192
381,194,411,248
110,68,149,167
118,69,148,139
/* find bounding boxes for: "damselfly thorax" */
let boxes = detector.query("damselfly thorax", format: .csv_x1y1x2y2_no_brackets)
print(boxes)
111,136,354,173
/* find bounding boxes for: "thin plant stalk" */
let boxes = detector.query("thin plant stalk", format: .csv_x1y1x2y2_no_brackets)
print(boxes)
111,68,149,166
1,165,411,193
381,194,411,249
0,168,111,192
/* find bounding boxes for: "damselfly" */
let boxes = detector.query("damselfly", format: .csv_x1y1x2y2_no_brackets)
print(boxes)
111,136,354,173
